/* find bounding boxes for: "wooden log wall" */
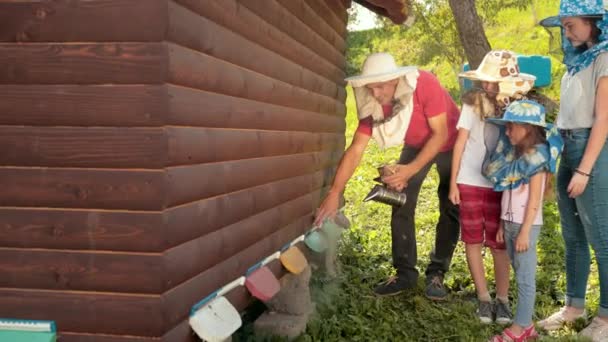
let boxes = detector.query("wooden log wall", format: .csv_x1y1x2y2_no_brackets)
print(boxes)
0,0,348,340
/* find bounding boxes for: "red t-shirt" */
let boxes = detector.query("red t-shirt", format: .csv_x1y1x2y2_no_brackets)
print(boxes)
356,70,460,152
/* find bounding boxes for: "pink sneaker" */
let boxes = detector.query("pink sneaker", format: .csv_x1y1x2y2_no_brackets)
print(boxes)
538,307,586,331
489,325,538,342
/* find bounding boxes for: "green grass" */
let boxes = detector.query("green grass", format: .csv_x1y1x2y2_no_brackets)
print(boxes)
236,88,600,341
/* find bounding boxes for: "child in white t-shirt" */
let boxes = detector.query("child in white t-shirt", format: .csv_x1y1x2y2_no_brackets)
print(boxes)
451,50,536,324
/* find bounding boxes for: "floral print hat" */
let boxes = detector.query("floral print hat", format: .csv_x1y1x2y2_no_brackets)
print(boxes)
482,100,564,191
539,0,604,27
540,0,608,75
459,50,536,98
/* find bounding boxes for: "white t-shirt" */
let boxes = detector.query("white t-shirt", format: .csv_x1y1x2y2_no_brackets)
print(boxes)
455,104,495,188
558,52,608,129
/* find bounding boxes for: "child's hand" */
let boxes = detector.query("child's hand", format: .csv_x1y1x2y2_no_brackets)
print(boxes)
496,222,504,244
515,231,530,253
449,183,460,205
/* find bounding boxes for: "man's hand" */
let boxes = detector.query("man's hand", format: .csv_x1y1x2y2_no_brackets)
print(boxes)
382,164,416,191
448,182,460,205
314,191,340,227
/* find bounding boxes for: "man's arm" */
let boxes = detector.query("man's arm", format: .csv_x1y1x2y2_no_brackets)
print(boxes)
314,131,371,225
383,113,448,190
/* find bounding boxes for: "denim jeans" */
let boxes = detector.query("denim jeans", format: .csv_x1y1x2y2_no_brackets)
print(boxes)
390,147,460,281
557,128,608,318
503,221,542,327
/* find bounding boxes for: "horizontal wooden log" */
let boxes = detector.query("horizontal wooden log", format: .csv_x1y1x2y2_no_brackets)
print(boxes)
167,85,346,133
160,320,198,342
167,127,342,166
0,168,166,210
238,0,345,70
56,321,197,341
0,126,167,168
0,0,167,42
0,169,332,252
164,170,326,248
304,0,348,38
59,332,161,342
0,288,162,336
172,0,346,85
167,2,344,102
275,0,346,53
0,42,167,84
0,85,167,127
166,150,341,207
0,248,164,293
167,43,346,117
322,0,349,26
163,190,320,288
161,213,312,331
0,208,165,252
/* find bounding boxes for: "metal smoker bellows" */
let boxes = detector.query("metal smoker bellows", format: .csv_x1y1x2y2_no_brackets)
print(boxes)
363,184,407,206
363,165,407,206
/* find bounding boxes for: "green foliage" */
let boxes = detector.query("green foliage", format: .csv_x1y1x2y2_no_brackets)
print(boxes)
347,0,565,106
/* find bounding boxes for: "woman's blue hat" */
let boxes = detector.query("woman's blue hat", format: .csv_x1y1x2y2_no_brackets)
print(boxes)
539,0,608,75
540,0,605,27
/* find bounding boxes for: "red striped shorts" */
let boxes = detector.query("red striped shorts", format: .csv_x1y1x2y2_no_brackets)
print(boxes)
457,184,505,249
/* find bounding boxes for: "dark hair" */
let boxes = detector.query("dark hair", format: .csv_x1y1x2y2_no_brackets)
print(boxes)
513,124,546,157
575,17,602,52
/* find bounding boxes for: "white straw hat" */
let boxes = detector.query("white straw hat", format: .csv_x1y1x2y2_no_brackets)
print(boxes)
345,53,417,87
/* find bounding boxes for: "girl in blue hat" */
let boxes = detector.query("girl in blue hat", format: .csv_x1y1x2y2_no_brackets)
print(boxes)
483,100,563,342
539,1,608,339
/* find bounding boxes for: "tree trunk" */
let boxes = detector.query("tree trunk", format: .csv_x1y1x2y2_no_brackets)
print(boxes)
448,0,491,69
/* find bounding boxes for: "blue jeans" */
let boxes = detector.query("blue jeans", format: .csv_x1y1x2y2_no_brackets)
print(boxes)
503,221,542,327
557,128,608,318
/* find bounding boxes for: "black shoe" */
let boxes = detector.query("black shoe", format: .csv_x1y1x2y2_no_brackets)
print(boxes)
374,275,415,296
424,273,448,301
495,300,513,325
477,300,494,324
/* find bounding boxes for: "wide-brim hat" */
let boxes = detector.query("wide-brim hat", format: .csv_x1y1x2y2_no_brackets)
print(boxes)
345,52,417,87
458,50,536,83
486,100,547,127
482,100,564,187
540,0,606,27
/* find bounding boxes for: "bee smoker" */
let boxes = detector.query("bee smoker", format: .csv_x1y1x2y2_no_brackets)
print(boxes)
363,165,407,206
363,184,407,206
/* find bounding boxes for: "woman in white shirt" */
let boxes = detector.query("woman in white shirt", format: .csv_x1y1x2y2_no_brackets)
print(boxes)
538,1,608,340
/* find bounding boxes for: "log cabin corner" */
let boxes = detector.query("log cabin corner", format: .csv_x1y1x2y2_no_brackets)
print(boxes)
0,0,410,340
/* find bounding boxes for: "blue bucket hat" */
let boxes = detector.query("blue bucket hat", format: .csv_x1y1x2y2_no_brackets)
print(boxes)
486,100,548,127
483,101,564,191
540,0,608,75
540,0,605,27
